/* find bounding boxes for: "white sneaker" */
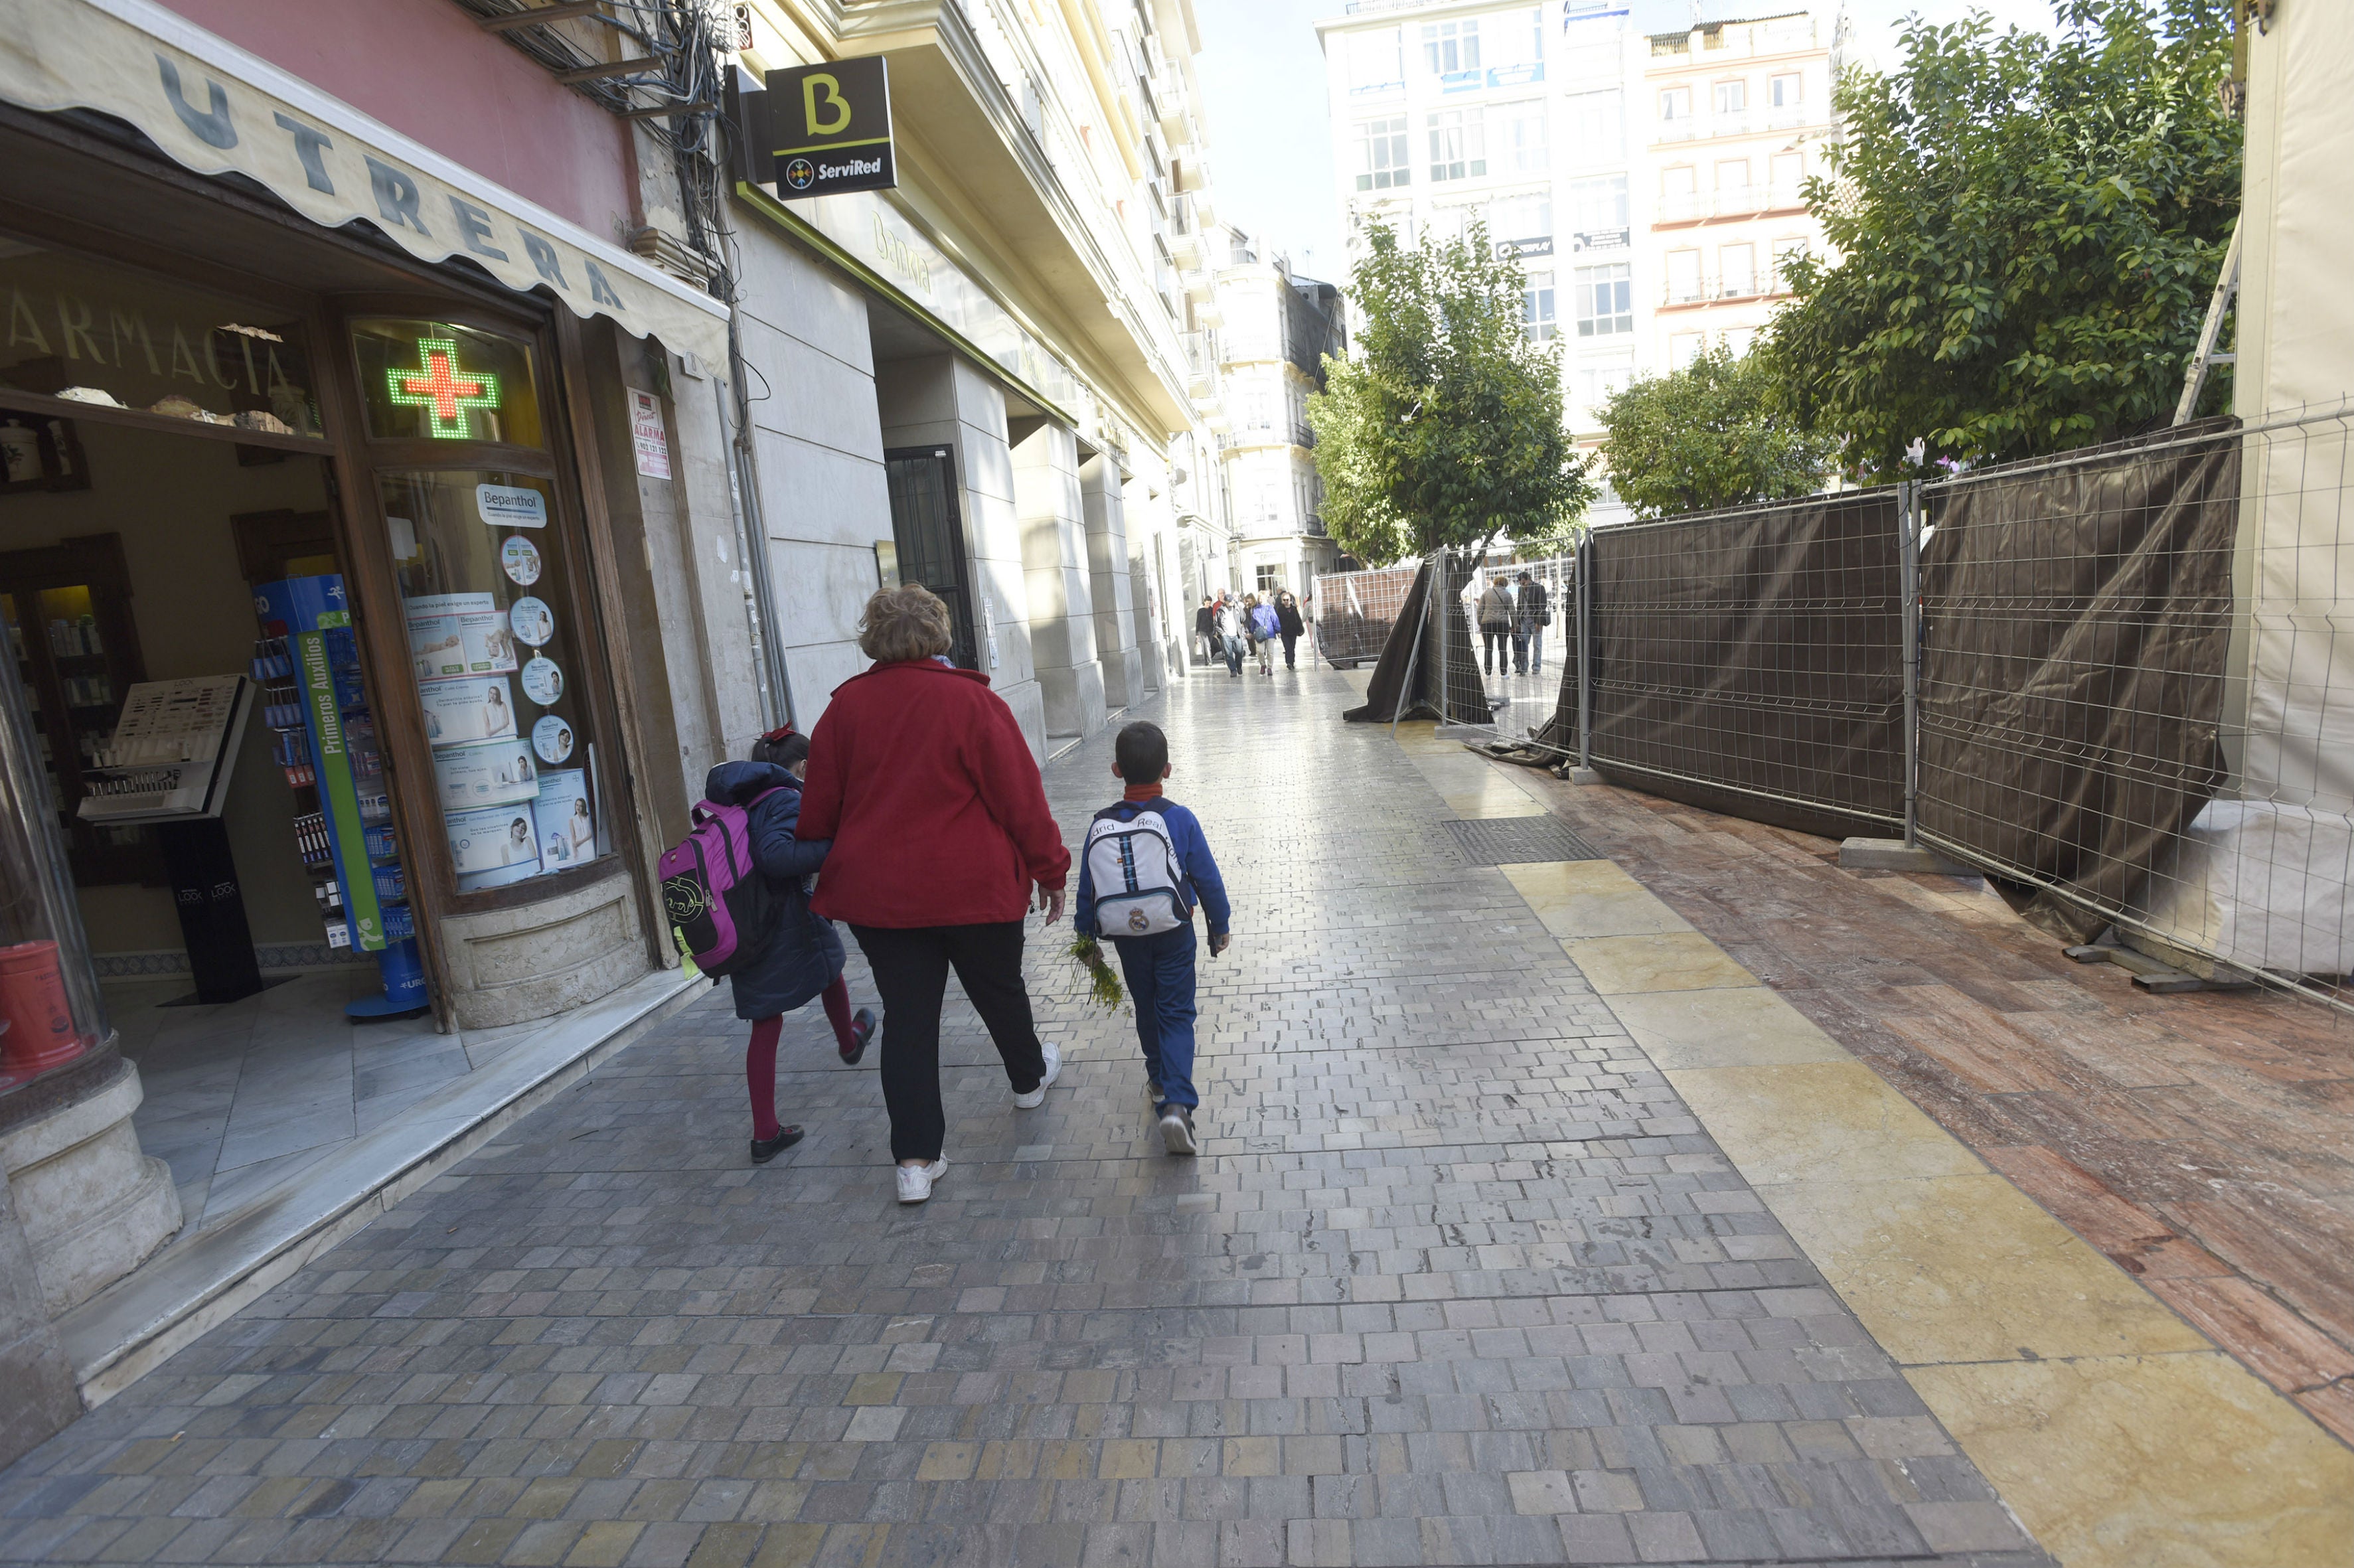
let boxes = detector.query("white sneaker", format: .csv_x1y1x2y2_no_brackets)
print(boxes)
895,1158,947,1204
1159,1105,1198,1156
1012,1042,1061,1109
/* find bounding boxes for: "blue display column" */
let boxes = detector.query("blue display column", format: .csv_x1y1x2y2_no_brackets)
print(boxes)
252,576,428,1021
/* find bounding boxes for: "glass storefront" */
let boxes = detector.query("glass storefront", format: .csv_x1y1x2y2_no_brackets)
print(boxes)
0,244,643,1113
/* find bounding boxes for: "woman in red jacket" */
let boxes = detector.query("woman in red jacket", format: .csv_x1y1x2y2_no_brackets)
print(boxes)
797,585,1072,1204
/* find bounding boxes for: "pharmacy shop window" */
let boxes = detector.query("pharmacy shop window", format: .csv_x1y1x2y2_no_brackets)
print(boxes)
378,469,605,899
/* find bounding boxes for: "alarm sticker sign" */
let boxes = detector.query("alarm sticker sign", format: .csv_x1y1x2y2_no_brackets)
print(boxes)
630,390,672,480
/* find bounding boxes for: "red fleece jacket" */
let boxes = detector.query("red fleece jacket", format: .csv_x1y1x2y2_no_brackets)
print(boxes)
797,660,1070,928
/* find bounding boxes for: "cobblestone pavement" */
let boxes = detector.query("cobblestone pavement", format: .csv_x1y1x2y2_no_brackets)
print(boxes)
0,669,2049,1568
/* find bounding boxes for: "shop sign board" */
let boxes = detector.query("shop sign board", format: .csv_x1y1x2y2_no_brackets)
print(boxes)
0,0,730,366
761,57,896,199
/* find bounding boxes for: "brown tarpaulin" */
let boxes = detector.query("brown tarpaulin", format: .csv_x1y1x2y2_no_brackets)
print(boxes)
1581,491,1907,840
1342,557,1489,725
1916,423,2240,933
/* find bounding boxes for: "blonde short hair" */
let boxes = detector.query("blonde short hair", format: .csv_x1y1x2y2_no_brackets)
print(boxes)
860,583,955,663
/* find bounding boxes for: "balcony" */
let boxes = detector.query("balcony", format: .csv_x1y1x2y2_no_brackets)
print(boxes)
1660,272,1791,307
1229,420,1316,450
1650,20,1817,61
1650,111,1821,147
1654,187,1808,225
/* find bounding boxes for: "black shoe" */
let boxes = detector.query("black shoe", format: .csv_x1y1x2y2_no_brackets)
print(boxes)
840,1006,876,1065
749,1127,805,1164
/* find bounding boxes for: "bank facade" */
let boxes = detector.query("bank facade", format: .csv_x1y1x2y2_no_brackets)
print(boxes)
726,0,1235,744
0,0,1248,1455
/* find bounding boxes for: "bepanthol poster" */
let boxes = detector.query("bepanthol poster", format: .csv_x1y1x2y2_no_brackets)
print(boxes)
433,736,540,809
447,802,543,879
418,676,518,748
533,768,594,868
406,591,518,680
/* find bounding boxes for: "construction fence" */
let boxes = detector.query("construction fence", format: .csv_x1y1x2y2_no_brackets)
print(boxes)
1342,408,2354,1011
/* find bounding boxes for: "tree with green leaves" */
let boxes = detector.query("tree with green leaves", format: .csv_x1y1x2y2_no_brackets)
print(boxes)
1308,224,1591,565
1765,0,2238,476
1597,343,1838,518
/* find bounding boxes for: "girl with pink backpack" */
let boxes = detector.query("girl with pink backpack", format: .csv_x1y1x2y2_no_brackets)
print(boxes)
691,727,877,1163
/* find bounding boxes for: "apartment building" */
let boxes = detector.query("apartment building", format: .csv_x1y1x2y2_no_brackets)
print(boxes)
1316,3,1835,524
1642,11,1838,369
1212,233,1348,599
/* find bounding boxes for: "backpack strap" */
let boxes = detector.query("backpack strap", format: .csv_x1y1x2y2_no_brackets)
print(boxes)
1092,797,1171,824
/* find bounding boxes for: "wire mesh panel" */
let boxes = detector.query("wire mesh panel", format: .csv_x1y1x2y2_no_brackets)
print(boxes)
1915,414,2354,1008
1585,491,1907,837
1916,422,2238,940
1434,550,1493,728
1311,565,1417,668
1454,555,1573,744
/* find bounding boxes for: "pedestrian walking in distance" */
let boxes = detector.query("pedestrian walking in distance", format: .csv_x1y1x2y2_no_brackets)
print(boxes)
1478,573,1516,676
1250,595,1280,676
1514,570,1550,676
1275,590,1304,671
1193,595,1217,668
1216,593,1245,677
798,584,1071,1204
699,729,878,1164
1075,721,1231,1155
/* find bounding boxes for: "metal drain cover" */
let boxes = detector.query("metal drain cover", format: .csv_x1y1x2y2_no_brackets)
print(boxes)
1443,815,1603,864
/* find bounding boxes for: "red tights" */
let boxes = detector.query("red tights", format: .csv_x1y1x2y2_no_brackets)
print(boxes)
745,975,857,1139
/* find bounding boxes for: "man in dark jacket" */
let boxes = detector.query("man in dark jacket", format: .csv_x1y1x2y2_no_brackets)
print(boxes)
1192,596,1217,667
1514,570,1550,676
1275,592,1304,670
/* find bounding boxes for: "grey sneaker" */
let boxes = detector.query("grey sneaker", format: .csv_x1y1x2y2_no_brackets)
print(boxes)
1158,1105,1198,1156
1144,1069,1162,1100
896,1158,948,1204
1012,1042,1061,1109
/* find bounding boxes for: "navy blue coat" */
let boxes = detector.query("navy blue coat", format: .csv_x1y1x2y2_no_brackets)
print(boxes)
704,761,845,1020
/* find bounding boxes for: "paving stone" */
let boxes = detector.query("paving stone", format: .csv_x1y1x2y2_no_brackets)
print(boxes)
0,674,2051,1567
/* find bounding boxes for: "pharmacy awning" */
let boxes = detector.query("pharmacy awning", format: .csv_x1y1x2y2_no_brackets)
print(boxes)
0,0,730,366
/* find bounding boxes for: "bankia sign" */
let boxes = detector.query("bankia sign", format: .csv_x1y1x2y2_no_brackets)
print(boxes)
759,56,896,199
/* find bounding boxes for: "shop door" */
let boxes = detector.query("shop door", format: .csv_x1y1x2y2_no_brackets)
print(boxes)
884,447,979,670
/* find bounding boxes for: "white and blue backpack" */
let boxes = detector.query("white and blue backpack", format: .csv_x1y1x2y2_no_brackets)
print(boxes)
1083,800,1192,937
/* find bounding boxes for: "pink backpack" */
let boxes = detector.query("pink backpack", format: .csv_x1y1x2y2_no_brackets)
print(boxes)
659,789,781,977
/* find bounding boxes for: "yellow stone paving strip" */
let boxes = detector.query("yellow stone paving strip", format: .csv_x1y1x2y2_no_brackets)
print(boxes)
1492,850,2354,1568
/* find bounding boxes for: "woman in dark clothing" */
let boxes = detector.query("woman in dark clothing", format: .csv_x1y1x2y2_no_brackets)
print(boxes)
704,728,876,1164
1275,591,1304,670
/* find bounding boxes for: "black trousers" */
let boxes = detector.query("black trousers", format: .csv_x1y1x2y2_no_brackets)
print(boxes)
1481,627,1510,671
1280,632,1298,668
850,921,1046,1162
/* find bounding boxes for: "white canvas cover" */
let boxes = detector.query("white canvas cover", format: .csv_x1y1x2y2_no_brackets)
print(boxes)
2142,9,2354,977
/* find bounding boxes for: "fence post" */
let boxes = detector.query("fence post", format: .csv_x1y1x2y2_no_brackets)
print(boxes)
1576,535,1594,772
1898,481,1922,848
1435,548,1451,724
1389,549,1435,743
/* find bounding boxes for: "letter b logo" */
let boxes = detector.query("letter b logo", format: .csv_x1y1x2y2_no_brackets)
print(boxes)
803,73,851,137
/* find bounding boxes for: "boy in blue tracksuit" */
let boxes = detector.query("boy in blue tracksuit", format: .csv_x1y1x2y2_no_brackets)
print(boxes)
1074,720,1230,1154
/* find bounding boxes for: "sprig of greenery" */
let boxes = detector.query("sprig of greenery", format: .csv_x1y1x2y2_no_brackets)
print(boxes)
1069,936,1125,1013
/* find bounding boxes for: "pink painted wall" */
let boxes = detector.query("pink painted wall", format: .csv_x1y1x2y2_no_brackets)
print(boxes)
158,0,640,240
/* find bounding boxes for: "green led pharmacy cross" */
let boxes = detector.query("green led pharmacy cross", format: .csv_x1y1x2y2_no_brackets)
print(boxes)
387,337,501,439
